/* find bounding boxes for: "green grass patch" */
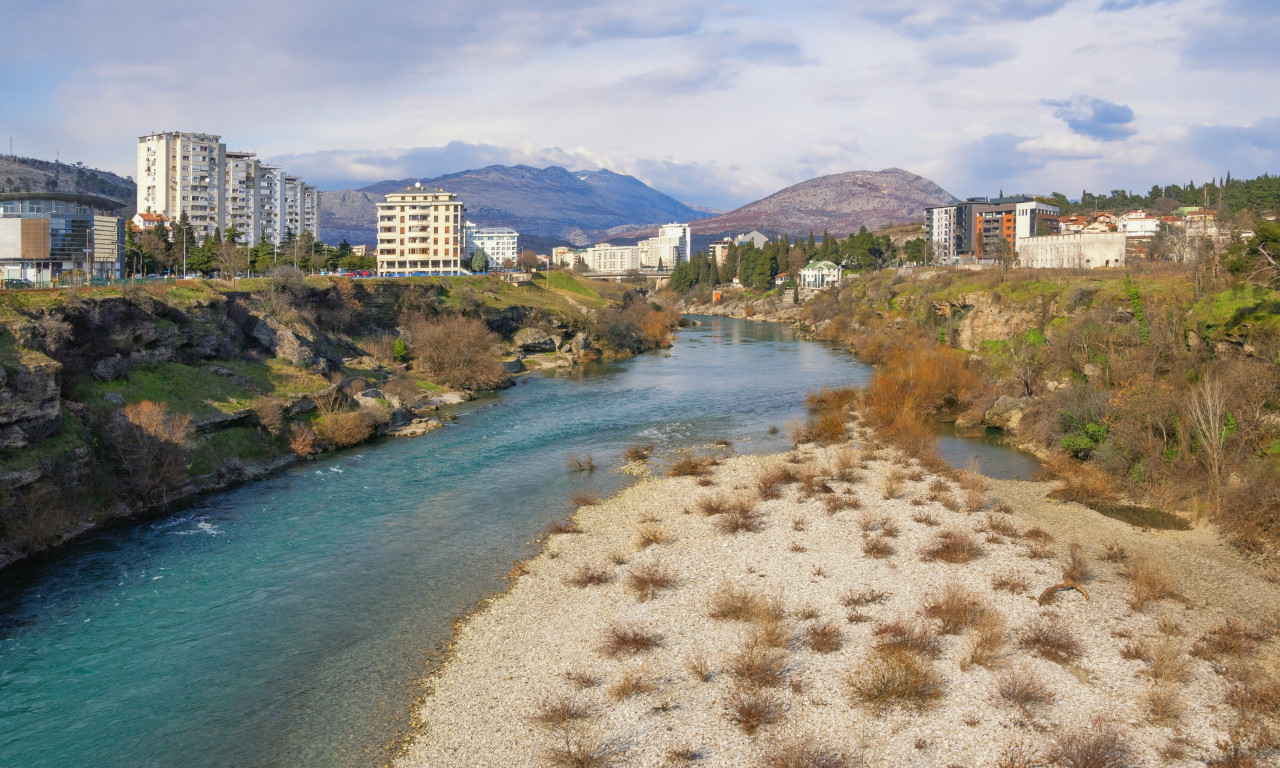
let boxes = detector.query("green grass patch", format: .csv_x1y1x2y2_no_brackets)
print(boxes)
413,379,445,393
1191,285,1280,338
71,362,258,417
215,357,330,398
0,415,86,474
190,426,274,476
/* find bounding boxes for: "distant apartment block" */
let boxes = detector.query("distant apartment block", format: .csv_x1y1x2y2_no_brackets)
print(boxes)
640,222,691,268
709,238,732,265
926,195,1059,262
136,131,317,246
735,230,768,249
464,222,519,268
1018,232,1126,270
376,188,465,276
582,243,641,272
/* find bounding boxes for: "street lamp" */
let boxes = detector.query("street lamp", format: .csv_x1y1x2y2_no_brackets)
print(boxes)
125,246,143,283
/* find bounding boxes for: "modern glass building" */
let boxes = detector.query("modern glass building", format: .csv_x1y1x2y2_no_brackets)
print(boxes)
0,192,126,284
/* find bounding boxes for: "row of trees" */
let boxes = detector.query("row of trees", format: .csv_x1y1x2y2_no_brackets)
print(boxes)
126,213,377,278
1036,172,1280,218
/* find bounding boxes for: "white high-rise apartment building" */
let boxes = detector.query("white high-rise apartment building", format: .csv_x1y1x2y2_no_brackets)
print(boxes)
639,222,690,268
137,131,317,246
463,221,519,269
581,243,641,272
376,188,466,276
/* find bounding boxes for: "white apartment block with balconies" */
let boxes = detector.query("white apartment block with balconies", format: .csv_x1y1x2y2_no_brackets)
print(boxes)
137,131,316,246
582,243,641,272
639,222,690,268
376,189,466,276
463,221,520,268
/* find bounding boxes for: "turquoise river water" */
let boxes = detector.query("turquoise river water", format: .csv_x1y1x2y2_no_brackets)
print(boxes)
0,316,1037,768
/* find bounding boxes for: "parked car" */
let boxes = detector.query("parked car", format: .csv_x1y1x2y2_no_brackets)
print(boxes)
2,278,34,289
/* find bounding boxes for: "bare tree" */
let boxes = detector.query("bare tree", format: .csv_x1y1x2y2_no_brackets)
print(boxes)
517,249,539,273
997,335,1047,397
1187,376,1228,508
216,241,250,286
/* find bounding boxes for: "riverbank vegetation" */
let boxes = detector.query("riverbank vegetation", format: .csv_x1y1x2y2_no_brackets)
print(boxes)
0,270,678,566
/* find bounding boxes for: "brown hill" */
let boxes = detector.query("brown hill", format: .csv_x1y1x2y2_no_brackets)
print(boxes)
679,168,955,239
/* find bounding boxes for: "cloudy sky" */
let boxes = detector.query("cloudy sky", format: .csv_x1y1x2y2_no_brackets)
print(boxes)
2,0,1276,210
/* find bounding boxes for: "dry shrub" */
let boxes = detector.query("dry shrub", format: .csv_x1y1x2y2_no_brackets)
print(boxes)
795,408,849,446
757,465,799,499
1062,542,1093,584
289,421,318,457
847,648,944,709
314,407,376,448
823,494,861,514
635,522,667,549
1048,718,1137,768
1125,554,1175,611
546,518,582,535
1024,526,1053,542
995,665,1055,711
728,641,788,688
565,670,600,689
911,510,940,526
960,471,986,512
686,653,714,682
862,535,895,559
667,746,702,764
874,618,942,658
531,694,592,727
806,622,843,654
567,563,612,588
250,396,285,435
381,371,423,405
718,502,763,534
882,469,906,499
1024,540,1055,560
361,333,397,364
627,561,676,601
570,491,602,508
840,587,889,608
753,614,792,650
1018,614,1083,663
1148,639,1192,683
923,583,988,635
115,400,194,493
668,455,711,477
1193,619,1267,661
1045,457,1118,507
601,625,664,656
542,729,622,768
623,443,654,462
607,669,655,701
708,584,773,622
921,528,984,563
859,339,979,455
1147,682,1186,724
409,314,505,390
983,513,1021,538
758,738,854,768
791,516,807,532
566,454,596,472
961,611,1008,670
830,448,861,483
805,387,859,413
1101,542,1129,563
727,688,783,734
993,738,1044,768
992,571,1030,594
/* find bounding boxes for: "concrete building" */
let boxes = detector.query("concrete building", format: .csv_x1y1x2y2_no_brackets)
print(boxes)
1,192,125,284
464,222,519,269
924,205,957,261
581,243,641,272
376,188,466,276
1118,211,1160,238
734,230,768,249
926,196,1059,262
640,222,690,268
800,260,841,289
1018,232,1126,270
551,246,581,267
137,131,316,247
709,238,732,265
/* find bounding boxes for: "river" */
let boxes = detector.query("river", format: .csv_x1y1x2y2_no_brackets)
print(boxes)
0,315,1035,768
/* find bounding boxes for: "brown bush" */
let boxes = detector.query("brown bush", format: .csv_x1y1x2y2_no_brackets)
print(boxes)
567,563,612,588
542,729,622,768
1125,554,1175,611
545,518,583,535
566,454,596,472
250,396,285,435
362,333,398,365
601,625,664,657
1062,542,1093,584
992,571,1029,593
847,648,944,709
881,469,906,499
961,611,1008,670
921,529,984,563
922,584,988,635
806,622,843,654
1048,718,1137,768
668,455,711,477
758,738,854,768
727,641,788,688
727,688,783,734
623,443,654,462
1192,619,1267,661
626,561,676,601
570,491,602,508
839,587,888,608
530,694,592,728
708,584,771,622
607,669,655,701
114,400,195,494
862,535,895,559
911,510,940,526
635,522,667,549
873,618,941,658
314,407,376,448
1146,682,1185,724
382,371,423,405
408,314,505,390
995,665,1055,711
1018,614,1083,663
686,652,714,682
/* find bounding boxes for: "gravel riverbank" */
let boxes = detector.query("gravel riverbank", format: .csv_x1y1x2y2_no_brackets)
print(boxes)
395,433,1279,768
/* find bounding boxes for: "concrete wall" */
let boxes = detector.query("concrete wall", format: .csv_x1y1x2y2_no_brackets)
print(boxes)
1019,232,1126,270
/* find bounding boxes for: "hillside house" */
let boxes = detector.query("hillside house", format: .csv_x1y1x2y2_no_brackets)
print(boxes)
800,260,842,289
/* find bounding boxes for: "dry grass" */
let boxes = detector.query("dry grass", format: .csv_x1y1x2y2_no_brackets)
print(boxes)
668,455,712,477
626,561,677,602
922,583,988,635
995,665,1056,711
531,694,593,728
565,670,600,689
790,515,807,532
601,625,664,656
1024,527,1054,543
717,503,763,534
921,529,984,563
823,494,861,514
542,730,622,768
757,738,854,768
840,587,889,608
983,513,1021,539
881,468,906,499
806,622,843,654
847,648,945,709
727,688,783,734
959,468,986,512
566,454,596,472
862,535,895,559
623,443,654,462
961,611,1008,670
1146,682,1186,724
546,518,583,535
608,669,656,700
635,522,668,549
1062,542,1093,584
757,465,799,499
1018,614,1083,663
993,738,1044,768
1024,540,1055,560
911,510,940,526
1047,718,1137,768
666,745,702,764
570,491,603,508
707,584,784,625
874,618,942,658
727,641,788,688
1192,619,1267,661
685,652,714,682
1147,639,1192,683
566,563,613,588
1126,554,1175,611
992,570,1030,594
1101,541,1129,563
